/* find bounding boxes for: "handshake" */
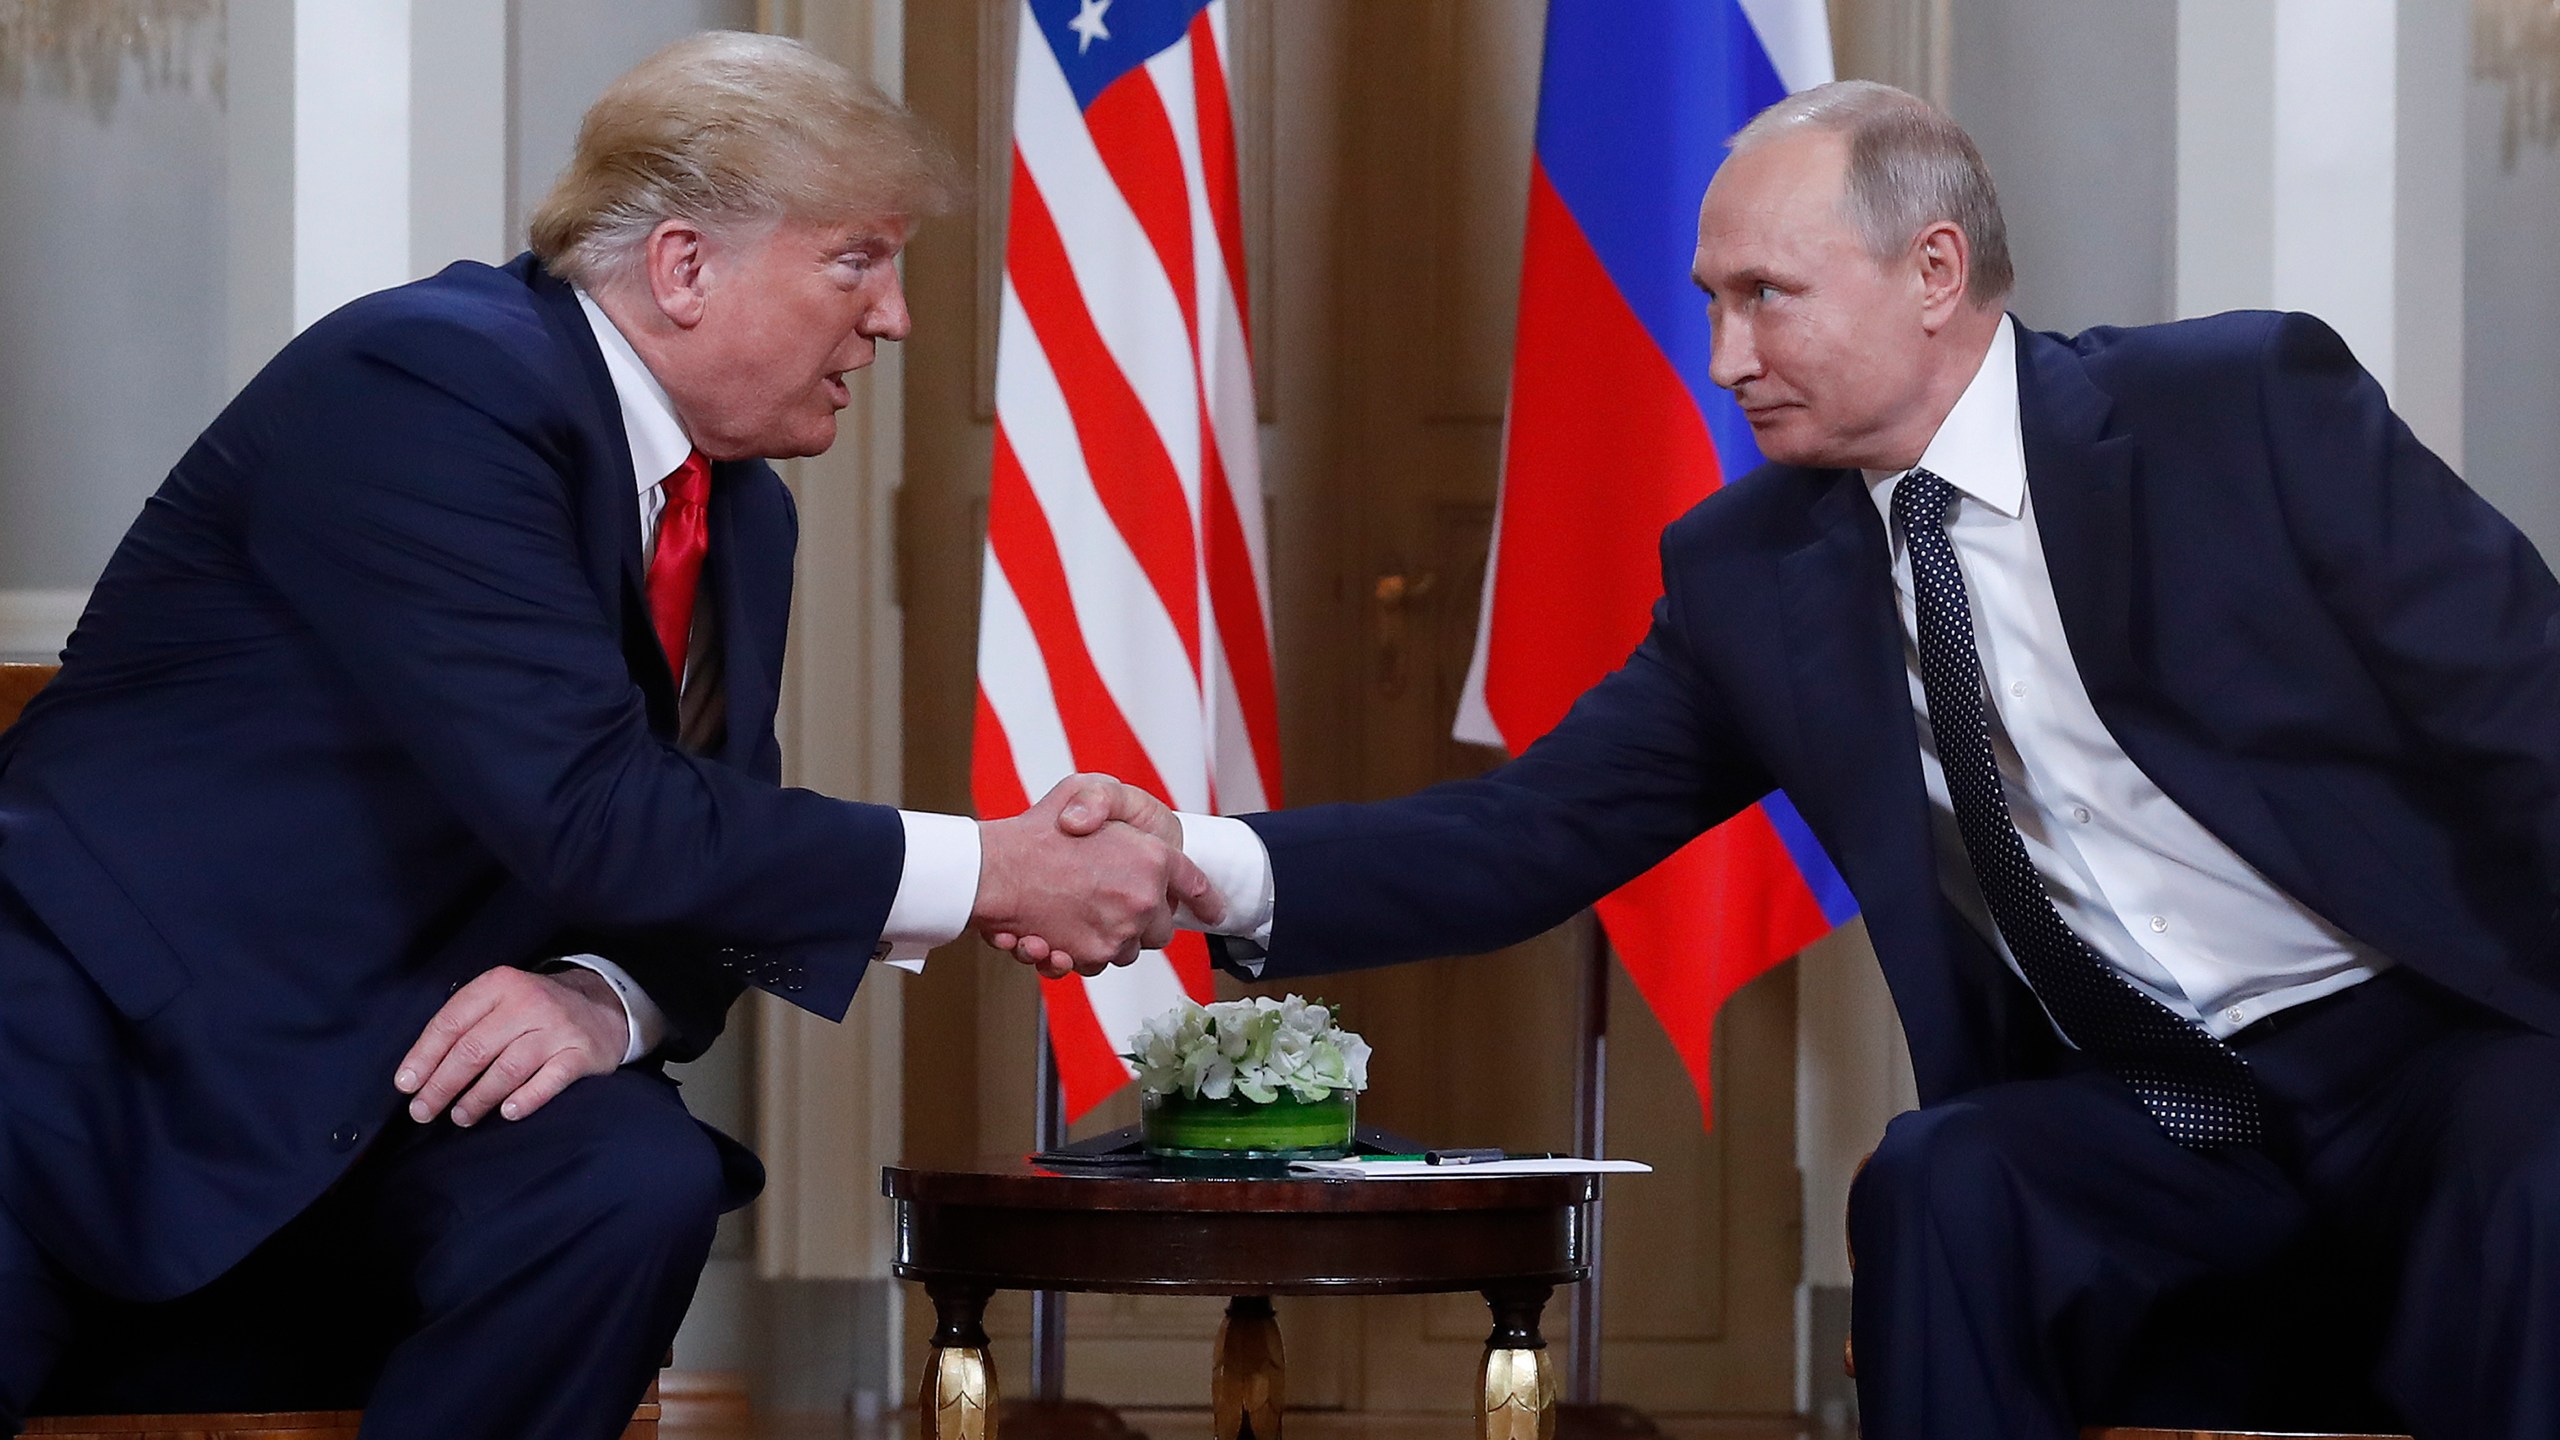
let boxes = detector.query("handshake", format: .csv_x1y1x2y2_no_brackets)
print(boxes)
969,774,1220,979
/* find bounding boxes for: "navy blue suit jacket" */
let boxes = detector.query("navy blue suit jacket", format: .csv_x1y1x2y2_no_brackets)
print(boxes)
0,256,903,1301
1239,312,2560,1107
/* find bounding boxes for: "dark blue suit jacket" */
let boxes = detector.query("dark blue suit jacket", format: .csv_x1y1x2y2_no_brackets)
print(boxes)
0,256,903,1301
1239,312,2560,1106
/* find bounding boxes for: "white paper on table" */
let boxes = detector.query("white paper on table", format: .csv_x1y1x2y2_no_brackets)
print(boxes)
1286,1157,1653,1179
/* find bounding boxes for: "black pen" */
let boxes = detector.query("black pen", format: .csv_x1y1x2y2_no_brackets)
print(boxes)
1424,1148,1513,1165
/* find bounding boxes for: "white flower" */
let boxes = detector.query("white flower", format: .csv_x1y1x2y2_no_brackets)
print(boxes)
1333,1031,1371,1091
1182,1047,1237,1100
1276,995,1330,1037
1125,993,1370,1101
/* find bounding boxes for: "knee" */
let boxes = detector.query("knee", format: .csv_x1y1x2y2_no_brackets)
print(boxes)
1849,1102,2018,1262
2438,1037,2560,1223
541,1078,730,1265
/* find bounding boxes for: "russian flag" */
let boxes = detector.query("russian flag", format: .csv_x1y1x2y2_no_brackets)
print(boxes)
1454,0,1853,1124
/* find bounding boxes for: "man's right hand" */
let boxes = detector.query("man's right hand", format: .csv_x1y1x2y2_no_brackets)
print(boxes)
972,774,1222,978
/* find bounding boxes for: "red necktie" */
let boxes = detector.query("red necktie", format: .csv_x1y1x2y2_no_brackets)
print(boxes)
645,451,711,687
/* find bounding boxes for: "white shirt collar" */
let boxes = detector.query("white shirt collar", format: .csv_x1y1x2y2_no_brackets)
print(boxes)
1864,317,2026,518
574,288,694,494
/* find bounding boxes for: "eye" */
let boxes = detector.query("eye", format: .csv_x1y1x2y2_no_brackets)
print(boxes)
1756,283,1783,304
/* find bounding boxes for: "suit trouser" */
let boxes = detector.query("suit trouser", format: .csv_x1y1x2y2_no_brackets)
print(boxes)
0,1065,735,1440
1848,964,2560,1440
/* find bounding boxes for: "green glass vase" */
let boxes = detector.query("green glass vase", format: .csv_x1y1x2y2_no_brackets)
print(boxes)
1140,1088,1357,1159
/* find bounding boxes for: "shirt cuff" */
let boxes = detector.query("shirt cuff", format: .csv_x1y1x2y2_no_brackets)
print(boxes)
1174,812,1276,948
554,953,666,1065
881,809,983,972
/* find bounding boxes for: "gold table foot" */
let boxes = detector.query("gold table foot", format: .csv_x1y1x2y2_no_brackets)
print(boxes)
1213,1294,1286,1440
923,1281,1000,1440
1479,1284,1559,1440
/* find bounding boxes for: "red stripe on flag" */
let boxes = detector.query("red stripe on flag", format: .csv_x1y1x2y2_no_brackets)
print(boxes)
1164,931,1215,1004
1487,160,1725,744
1004,152,1203,671
987,424,1178,803
971,684,1033,817
1202,451,1282,802
1188,9,1251,348
1598,813,1834,1124
1085,70,1198,341
1042,970,1138,1111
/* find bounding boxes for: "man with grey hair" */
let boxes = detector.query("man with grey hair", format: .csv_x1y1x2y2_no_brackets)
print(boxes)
1038,78,2560,1437
0,32,1207,1439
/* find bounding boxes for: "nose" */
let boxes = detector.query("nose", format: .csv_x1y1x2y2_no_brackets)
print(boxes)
862,267,913,343
1708,309,1759,392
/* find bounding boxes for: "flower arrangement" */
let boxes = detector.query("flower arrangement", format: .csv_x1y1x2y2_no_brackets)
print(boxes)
1126,995,1372,1105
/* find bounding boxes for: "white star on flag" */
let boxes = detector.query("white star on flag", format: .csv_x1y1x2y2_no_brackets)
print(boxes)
1067,0,1111,54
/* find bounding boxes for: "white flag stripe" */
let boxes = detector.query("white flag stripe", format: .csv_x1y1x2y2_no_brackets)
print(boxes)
996,284,1214,810
1200,309,1270,592
1145,37,1214,336
1148,42,1273,609
1735,0,1837,93
1078,948,1191,1065
1450,409,1511,751
975,556,1079,797
1204,637,1269,813
1147,40,1278,765
1012,21,1202,506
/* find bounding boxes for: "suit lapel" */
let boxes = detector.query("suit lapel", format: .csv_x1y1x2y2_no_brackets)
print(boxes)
1776,470,1946,954
705,463,783,771
2013,323,2322,909
512,256,679,735
2016,321,2144,712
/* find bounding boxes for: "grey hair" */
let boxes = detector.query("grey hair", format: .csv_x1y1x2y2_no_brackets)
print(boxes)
1728,80,2014,304
530,31,961,292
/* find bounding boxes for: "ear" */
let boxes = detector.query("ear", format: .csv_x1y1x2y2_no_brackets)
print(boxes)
1912,219,1972,334
640,219,712,329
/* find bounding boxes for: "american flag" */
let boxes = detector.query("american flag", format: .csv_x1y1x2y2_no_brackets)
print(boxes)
972,0,1281,1119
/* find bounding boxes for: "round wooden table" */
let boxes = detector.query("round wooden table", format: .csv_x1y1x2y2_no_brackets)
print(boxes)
883,1160,1598,1440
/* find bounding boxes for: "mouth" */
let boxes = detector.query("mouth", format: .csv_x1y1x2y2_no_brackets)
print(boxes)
824,372,852,408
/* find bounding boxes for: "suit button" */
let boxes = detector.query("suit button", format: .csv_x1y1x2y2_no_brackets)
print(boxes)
448,979,464,993
329,1126,362,1152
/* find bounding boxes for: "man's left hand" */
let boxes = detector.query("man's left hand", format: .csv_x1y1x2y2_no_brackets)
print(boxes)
395,965,629,1127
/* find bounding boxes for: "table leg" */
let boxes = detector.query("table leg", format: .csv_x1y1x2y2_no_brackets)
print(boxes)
1479,1283,1559,1440
1213,1294,1285,1440
923,1281,1000,1440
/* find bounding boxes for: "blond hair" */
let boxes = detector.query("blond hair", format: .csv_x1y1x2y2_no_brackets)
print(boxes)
530,31,961,289
1731,80,2015,305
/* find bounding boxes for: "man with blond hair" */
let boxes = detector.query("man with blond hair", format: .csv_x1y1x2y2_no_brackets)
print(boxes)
1039,79,2560,1437
0,33,1208,1438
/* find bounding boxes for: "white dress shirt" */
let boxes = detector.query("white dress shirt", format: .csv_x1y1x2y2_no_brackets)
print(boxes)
1177,319,2388,1041
562,294,978,1062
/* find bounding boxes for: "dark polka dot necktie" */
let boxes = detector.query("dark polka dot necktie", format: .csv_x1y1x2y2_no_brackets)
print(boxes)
1892,468,2265,1149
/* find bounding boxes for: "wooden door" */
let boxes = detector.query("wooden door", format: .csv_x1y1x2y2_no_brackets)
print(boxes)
897,0,1800,1419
